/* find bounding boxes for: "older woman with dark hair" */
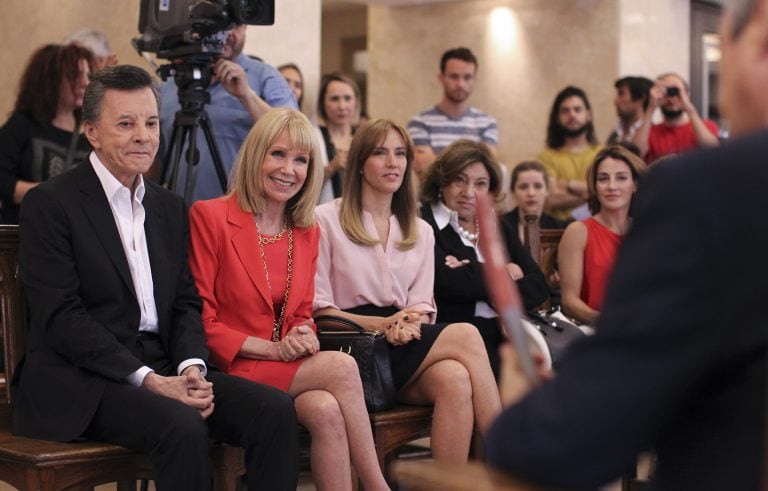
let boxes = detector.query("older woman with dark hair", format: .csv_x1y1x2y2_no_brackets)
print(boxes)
189,107,389,491
419,140,549,376
314,120,501,463
0,44,93,223
558,145,646,325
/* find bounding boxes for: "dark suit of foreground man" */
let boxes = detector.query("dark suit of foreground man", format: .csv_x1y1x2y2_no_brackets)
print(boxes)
11,65,298,490
487,2,768,489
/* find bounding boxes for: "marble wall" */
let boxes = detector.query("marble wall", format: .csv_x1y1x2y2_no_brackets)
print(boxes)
367,0,692,167
0,0,320,120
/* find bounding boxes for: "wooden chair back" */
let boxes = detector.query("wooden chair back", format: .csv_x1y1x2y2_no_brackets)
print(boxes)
0,225,25,404
523,219,564,310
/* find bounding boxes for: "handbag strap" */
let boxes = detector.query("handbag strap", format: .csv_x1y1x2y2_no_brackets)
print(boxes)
315,314,367,333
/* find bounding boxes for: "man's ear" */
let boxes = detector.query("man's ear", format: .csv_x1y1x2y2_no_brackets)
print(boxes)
83,121,100,150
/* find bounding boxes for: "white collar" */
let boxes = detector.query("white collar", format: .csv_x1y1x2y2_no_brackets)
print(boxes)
431,200,458,231
90,152,145,203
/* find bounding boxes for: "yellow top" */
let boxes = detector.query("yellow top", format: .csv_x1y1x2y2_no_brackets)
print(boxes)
537,145,603,220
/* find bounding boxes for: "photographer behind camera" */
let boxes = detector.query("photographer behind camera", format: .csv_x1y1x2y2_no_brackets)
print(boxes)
158,22,297,201
632,72,719,163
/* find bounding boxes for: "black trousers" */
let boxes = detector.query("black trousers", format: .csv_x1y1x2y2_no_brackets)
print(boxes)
83,336,299,490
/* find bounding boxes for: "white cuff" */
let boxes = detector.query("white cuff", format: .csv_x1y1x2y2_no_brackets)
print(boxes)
178,358,207,377
127,366,154,387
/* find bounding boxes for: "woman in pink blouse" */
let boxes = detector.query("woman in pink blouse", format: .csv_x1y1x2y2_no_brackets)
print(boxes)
314,119,501,463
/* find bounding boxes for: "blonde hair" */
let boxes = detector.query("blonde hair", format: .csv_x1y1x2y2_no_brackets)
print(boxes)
228,107,322,228
339,119,419,250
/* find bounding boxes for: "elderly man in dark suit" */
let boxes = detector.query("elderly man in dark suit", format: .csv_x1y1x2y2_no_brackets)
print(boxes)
487,1,768,490
11,65,298,491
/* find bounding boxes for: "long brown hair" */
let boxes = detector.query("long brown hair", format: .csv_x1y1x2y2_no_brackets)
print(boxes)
14,44,94,124
339,119,419,250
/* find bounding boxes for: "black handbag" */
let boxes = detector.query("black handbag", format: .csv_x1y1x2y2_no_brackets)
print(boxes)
525,309,587,369
316,315,397,412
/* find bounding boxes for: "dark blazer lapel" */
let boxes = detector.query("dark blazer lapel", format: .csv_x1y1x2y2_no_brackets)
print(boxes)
143,183,170,321
78,163,136,298
421,204,479,261
228,199,274,314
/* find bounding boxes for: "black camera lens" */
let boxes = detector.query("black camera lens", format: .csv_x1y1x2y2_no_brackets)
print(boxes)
666,86,680,97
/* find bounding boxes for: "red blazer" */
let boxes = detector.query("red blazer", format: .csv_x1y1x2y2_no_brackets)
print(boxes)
189,195,319,391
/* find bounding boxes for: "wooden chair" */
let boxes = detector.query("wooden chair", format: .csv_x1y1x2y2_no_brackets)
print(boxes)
522,217,564,311
0,225,246,491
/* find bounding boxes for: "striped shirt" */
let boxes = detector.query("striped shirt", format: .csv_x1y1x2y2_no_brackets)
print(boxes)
407,106,498,154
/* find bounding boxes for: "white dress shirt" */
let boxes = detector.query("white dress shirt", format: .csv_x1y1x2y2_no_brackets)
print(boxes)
90,153,205,386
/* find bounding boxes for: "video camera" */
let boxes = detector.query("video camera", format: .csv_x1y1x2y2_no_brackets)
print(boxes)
133,0,274,60
132,0,275,201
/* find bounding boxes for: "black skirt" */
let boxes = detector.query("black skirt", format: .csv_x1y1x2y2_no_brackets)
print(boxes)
344,305,447,390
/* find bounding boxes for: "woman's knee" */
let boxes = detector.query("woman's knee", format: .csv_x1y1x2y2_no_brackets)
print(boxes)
442,322,489,357
296,391,346,434
421,360,472,402
314,351,363,388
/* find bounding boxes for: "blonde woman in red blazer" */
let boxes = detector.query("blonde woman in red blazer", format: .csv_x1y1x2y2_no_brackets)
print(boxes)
189,108,389,491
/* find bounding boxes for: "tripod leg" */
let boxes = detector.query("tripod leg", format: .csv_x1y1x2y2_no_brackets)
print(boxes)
167,122,189,190
198,116,228,195
184,125,201,204
162,122,186,189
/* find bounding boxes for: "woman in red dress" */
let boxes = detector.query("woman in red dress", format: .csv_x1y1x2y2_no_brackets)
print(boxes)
558,145,645,325
189,107,389,491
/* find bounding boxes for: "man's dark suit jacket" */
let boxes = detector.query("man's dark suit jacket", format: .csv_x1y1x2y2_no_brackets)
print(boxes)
486,130,768,490
12,161,209,442
419,204,549,318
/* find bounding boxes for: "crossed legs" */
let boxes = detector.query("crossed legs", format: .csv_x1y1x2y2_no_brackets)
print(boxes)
289,351,389,491
398,322,501,462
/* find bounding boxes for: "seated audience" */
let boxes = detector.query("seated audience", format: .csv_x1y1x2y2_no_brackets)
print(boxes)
0,44,93,224
419,140,548,376
315,72,360,203
13,64,298,491
314,120,501,463
188,107,389,491
558,145,645,325
278,63,304,110
502,160,569,244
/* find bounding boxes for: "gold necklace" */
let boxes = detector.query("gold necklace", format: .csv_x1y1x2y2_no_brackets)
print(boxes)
254,216,288,244
254,217,293,342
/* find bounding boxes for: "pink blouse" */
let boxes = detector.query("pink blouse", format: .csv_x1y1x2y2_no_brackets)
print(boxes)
314,199,437,323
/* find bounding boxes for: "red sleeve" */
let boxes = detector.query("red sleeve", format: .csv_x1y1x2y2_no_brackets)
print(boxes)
188,201,248,371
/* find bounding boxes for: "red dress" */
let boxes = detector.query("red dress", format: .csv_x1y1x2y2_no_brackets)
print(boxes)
580,217,622,311
188,196,319,391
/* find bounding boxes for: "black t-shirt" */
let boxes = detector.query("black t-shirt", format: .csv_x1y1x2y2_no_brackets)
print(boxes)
0,111,91,223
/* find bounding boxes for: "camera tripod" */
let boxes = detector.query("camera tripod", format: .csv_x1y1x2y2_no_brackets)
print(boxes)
160,58,227,203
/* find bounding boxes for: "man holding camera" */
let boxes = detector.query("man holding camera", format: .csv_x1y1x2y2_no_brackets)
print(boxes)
158,23,296,202
633,72,719,163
